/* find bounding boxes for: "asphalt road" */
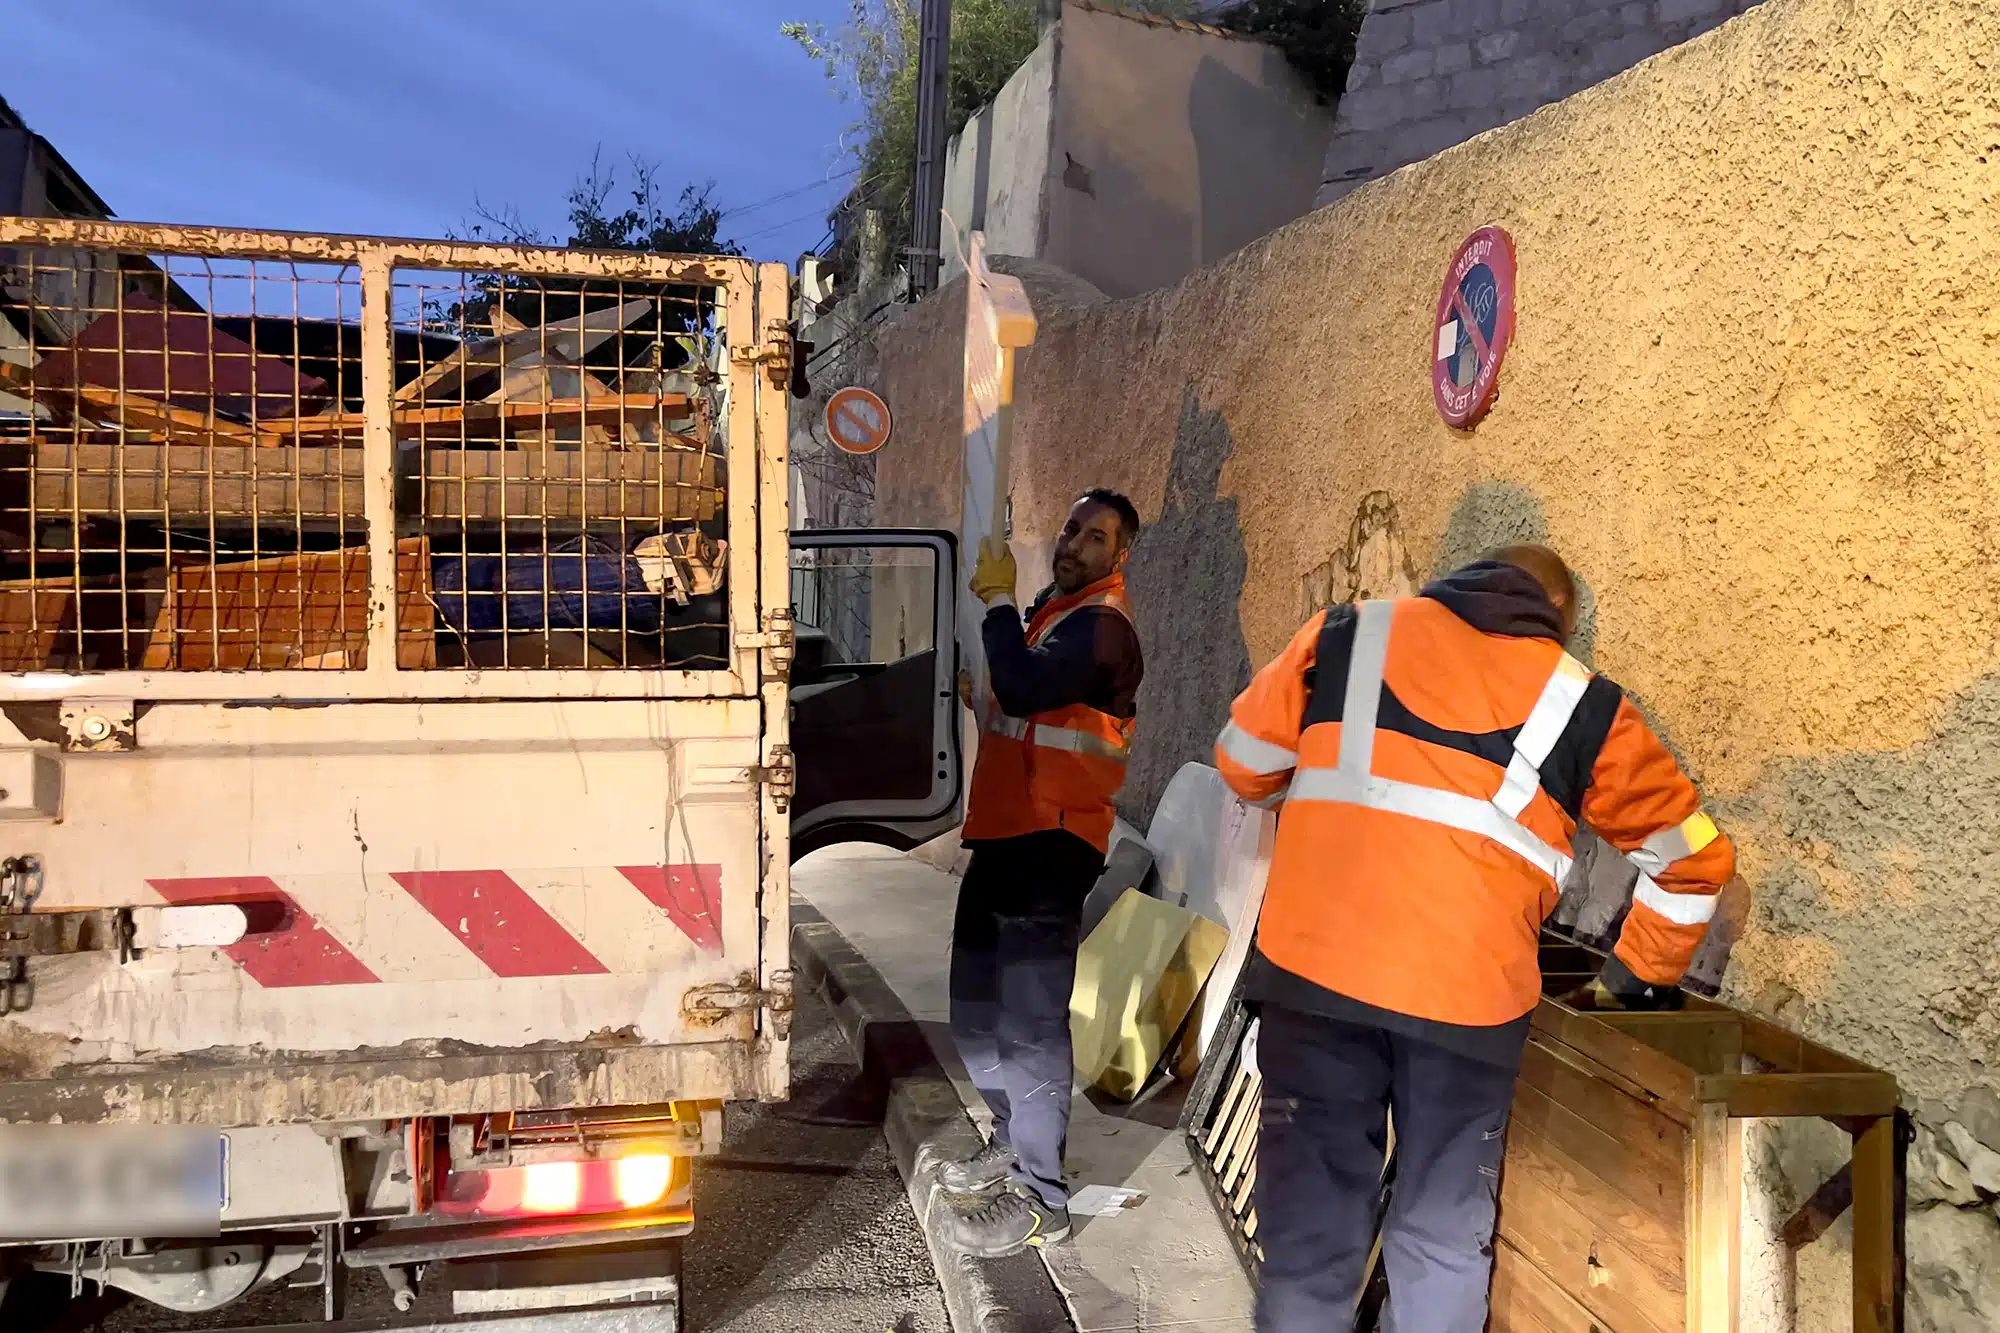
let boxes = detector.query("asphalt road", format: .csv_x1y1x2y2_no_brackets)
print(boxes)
5,982,948,1333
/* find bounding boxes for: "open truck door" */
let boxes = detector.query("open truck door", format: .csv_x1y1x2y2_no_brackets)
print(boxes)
787,529,963,859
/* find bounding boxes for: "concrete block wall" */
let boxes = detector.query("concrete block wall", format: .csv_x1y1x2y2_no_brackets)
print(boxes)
1318,0,1764,205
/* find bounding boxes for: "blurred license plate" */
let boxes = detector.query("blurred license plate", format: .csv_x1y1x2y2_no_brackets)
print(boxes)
0,1125,223,1240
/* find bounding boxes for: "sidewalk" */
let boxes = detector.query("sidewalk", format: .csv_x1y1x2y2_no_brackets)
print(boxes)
794,842,1257,1333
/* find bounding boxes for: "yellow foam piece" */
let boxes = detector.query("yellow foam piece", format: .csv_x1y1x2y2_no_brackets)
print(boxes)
1070,889,1231,1101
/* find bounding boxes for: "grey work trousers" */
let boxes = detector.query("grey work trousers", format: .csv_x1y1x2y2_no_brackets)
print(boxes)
948,828,1104,1209
1254,1004,1521,1333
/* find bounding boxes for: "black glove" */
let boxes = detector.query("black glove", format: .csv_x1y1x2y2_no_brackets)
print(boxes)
1563,953,1685,1012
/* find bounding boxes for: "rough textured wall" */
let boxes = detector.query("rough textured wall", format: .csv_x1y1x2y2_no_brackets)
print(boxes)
870,0,2000,1324
1320,0,1764,205
940,32,1058,288
939,2,1334,301
1048,2,1334,299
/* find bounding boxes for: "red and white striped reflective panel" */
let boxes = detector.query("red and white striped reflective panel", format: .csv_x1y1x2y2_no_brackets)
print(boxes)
148,865,724,987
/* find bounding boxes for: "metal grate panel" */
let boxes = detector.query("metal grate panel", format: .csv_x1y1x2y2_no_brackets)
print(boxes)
0,219,764,697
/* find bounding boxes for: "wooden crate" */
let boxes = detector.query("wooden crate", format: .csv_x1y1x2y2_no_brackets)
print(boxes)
141,538,434,670
1182,938,1904,1333
1494,952,1901,1333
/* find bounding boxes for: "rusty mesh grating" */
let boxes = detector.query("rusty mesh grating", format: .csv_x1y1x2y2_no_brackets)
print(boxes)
393,266,727,670
0,237,730,673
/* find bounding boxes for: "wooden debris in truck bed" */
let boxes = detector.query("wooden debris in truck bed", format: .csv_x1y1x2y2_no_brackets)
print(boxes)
0,579,73,671
271,393,693,442
0,439,721,524
141,537,434,671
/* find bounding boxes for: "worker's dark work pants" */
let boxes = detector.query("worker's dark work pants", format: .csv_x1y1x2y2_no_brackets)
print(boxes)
1254,1005,1519,1333
949,828,1104,1210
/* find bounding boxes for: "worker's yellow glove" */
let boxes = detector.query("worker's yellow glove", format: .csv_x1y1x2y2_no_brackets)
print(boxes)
969,541,1016,605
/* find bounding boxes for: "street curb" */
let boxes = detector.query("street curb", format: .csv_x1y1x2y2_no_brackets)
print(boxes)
791,896,1074,1333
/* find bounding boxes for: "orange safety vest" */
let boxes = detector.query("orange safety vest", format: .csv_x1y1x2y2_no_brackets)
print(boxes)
1217,596,1731,1027
961,573,1137,853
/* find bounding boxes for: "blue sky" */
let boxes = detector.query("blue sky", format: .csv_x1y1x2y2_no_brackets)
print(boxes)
8,0,858,266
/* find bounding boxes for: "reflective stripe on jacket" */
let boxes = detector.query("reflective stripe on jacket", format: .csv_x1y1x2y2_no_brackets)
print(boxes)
1215,595,1735,1026
962,573,1138,853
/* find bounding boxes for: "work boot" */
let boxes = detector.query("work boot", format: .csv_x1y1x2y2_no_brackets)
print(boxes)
940,1182,1071,1258
938,1137,1015,1194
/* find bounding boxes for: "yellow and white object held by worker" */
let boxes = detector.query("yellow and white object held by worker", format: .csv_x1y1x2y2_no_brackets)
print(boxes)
956,230,1037,733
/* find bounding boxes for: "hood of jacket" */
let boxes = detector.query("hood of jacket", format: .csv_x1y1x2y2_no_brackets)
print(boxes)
1419,560,1565,641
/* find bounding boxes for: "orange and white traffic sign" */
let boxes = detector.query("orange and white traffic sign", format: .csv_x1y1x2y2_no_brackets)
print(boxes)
824,386,893,455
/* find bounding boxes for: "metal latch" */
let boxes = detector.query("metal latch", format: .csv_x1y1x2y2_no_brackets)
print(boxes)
729,320,794,389
0,853,248,1014
682,970,795,1040
751,744,795,814
735,608,795,676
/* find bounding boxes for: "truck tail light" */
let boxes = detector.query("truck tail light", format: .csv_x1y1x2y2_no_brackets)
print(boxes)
436,1153,682,1220
615,1154,675,1210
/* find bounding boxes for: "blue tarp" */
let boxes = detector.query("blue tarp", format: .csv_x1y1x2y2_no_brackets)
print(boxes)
430,537,665,635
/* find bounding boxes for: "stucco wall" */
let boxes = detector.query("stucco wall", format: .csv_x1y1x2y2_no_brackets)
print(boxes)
1320,0,1766,205
1047,2,1334,299
938,2,1335,300
940,32,1058,287
868,0,2000,1324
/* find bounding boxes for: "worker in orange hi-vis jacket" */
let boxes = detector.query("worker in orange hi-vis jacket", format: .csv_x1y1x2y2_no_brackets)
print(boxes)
1213,544,1736,1333
937,489,1145,1261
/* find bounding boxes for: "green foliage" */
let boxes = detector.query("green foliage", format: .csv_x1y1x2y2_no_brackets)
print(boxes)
784,0,1039,278
438,151,739,366
1211,0,1368,106
460,150,741,257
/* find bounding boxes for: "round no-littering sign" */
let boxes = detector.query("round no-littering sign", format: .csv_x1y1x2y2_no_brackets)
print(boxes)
1432,226,1516,428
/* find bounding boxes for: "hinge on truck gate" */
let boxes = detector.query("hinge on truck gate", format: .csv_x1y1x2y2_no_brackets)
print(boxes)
735,607,795,677
0,855,44,1014
750,744,795,814
729,320,794,389
0,861,248,1013
682,970,795,1040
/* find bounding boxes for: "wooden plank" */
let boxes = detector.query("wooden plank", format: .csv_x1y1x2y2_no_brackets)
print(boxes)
1231,1156,1256,1216
0,581,73,670
1737,1016,1878,1076
1693,1073,1899,1119
3,441,720,523
1510,1080,1685,1235
1490,1236,1601,1333
141,538,433,671
1500,1120,1686,1332
1534,1001,1702,1113
1202,1061,1251,1158
1780,1161,1852,1249
1851,1116,1896,1333
273,394,694,441
1217,1072,1261,1189
1596,1014,1744,1076
1685,1102,1741,1333
1519,1036,1690,1139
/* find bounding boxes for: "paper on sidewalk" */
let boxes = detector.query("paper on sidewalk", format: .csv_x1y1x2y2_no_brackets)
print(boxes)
1068,1184,1149,1216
